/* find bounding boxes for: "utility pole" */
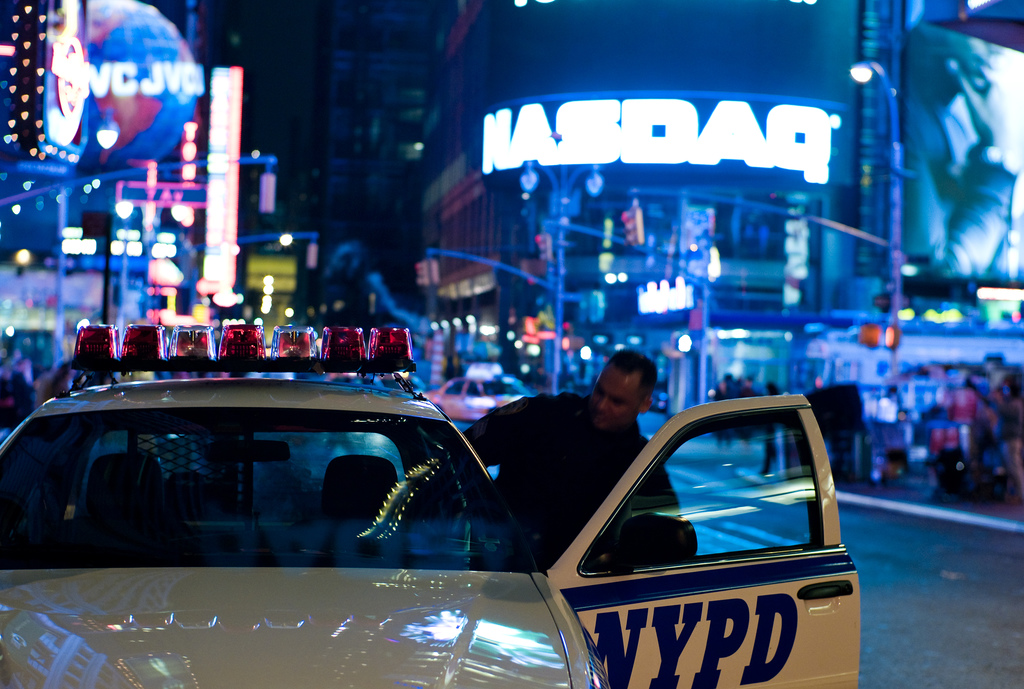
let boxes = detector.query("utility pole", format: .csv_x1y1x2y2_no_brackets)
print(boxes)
53,187,69,365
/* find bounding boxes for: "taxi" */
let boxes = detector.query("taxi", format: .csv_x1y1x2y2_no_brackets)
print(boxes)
0,322,860,689
424,371,534,422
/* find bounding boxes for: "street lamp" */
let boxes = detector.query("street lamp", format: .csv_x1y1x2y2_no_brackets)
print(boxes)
520,161,604,393
851,60,904,379
95,109,120,150
113,200,136,334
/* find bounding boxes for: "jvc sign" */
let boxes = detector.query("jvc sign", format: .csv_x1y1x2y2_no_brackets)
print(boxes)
483,98,836,184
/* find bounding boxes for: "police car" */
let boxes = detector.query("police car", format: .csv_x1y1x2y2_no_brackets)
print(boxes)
0,323,859,689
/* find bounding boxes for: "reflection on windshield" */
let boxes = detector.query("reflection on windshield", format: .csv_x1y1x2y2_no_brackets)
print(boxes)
0,408,533,572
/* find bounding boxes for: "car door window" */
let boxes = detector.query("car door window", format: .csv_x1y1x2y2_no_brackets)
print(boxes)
582,410,821,574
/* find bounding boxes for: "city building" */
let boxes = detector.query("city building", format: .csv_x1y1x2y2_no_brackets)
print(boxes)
421,0,1024,407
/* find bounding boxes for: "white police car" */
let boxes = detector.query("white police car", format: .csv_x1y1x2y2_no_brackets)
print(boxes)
0,323,859,689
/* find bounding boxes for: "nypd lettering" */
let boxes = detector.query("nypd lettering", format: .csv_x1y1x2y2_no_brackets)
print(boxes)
590,594,798,689
482,98,834,184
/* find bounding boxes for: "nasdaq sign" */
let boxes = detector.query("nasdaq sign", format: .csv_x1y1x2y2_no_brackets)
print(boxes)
483,98,835,184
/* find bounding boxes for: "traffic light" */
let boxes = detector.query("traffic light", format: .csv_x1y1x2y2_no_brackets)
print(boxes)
259,171,277,214
415,258,439,287
885,325,901,350
622,198,645,246
858,323,882,348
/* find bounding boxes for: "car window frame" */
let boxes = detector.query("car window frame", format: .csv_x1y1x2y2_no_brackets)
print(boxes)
547,395,841,578
578,408,825,576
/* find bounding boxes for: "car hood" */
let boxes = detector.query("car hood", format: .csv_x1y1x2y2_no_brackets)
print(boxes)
0,568,571,689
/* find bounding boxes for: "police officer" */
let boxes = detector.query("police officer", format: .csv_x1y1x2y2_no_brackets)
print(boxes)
466,350,657,570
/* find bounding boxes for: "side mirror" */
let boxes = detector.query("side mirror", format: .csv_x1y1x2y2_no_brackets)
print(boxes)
612,513,697,571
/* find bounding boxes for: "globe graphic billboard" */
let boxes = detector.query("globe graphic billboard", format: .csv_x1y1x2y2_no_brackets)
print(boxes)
80,0,204,170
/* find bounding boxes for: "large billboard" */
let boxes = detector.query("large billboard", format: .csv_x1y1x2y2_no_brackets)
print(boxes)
482,0,860,188
903,22,1024,281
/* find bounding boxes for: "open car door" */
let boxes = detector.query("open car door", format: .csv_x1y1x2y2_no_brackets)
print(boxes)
546,395,860,689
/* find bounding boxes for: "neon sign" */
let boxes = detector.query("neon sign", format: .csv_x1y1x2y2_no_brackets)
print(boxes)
483,98,835,183
45,0,90,148
638,277,694,315
197,67,244,307
88,61,206,99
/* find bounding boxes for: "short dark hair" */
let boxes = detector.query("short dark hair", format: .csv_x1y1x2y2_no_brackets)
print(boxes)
607,350,657,391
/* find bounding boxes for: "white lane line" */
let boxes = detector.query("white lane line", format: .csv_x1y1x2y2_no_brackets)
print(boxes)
837,491,1024,534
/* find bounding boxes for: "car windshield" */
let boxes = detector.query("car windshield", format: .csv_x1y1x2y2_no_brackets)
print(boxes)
481,378,530,396
0,407,534,572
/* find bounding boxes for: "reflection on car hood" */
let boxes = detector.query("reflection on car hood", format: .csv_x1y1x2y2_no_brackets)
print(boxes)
0,568,570,689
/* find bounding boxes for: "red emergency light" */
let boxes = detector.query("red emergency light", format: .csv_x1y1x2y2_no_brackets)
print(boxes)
72,324,415,376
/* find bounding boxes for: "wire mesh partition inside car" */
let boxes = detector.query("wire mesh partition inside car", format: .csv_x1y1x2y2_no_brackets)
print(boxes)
0,408,533,571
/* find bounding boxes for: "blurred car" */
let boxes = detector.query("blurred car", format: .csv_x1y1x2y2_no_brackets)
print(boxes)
0,322,860,689
425,373,534,422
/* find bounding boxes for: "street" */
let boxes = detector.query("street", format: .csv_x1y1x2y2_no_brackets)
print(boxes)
840,503,1024,688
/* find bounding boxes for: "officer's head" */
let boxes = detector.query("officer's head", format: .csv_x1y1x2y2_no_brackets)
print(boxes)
589,350,656,432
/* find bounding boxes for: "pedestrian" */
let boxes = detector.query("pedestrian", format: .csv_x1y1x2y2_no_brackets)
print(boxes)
465,350,661,570
11,357,35,424
0,360,16,432
34,361,74,406
990,378,1024,504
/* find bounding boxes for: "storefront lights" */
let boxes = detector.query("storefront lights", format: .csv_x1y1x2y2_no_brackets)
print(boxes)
115,200,134,219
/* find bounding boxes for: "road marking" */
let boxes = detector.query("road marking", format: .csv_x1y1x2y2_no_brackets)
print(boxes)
837,491,1024,534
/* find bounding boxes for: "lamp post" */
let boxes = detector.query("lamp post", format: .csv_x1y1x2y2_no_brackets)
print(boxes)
851,60,903,379
114,200,135,334
520,160,604,393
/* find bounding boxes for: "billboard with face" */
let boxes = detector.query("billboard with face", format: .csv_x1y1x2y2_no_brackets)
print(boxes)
903,22,1024,280
482,0,860,189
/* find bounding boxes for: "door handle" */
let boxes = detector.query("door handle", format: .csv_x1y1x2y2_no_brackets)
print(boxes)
797,580,854,600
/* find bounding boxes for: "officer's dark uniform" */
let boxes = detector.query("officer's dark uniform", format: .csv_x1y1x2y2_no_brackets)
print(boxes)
465,392,648,571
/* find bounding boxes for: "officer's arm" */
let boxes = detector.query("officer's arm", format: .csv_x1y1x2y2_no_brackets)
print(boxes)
465,397,533,467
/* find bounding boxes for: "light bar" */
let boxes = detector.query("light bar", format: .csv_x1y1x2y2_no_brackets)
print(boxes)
219,324,266,361
70,324,415,375
170,325,218,360
271,326,317,362
320,327,365,373
121,324,169,362
365,327,414,373
72,325,120,370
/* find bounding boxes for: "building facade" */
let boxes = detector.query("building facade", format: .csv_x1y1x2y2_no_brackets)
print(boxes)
422,0,1024,405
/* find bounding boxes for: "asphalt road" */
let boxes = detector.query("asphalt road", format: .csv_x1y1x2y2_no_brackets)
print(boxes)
839,503,1024,688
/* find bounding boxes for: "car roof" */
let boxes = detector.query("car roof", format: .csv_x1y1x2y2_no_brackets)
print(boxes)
35,377,448,419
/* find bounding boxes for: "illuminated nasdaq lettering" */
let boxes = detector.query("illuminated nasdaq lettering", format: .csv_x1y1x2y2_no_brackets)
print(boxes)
689,101,773,169
766,104,831,183
482,108,513,174
621,99,698,164
556,100,621,165
510,103,560,167
482,99,833,183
